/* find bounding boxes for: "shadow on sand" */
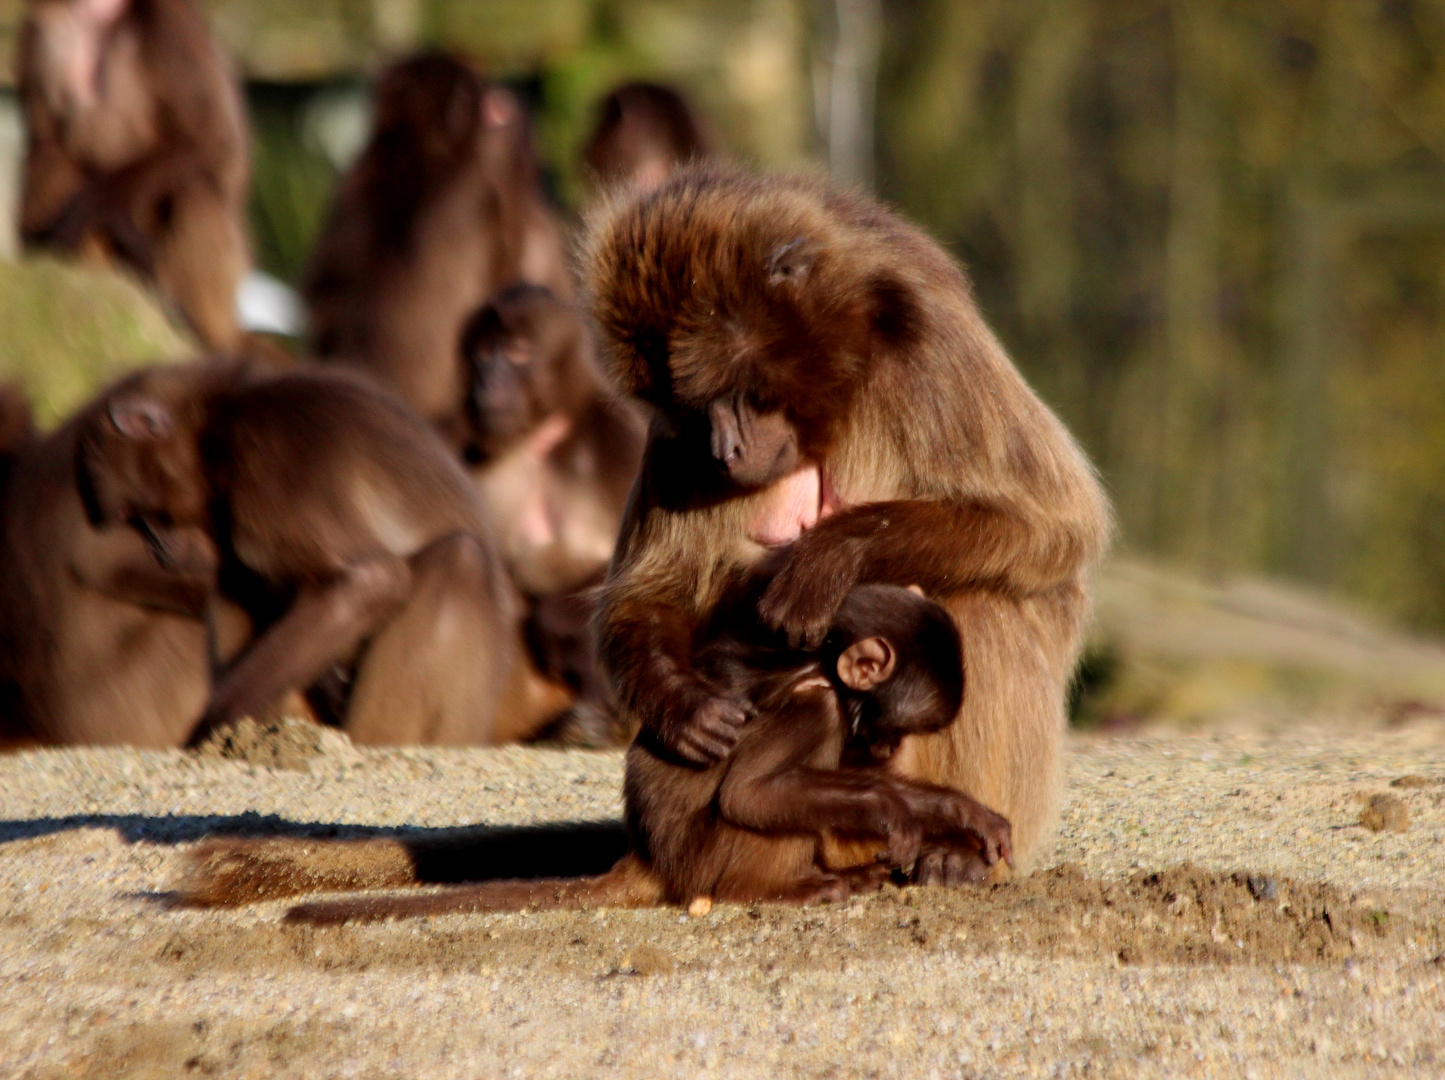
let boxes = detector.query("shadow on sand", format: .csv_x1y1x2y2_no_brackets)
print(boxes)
0,814,628,883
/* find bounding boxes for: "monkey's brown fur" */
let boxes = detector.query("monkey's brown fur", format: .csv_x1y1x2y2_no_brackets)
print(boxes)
280,582,1011,924
460,284,647,745
305,53,573,431
74,359,568,745
0,382,250,746
586,166,1111,879
171,165,1103,909
18,0,251,351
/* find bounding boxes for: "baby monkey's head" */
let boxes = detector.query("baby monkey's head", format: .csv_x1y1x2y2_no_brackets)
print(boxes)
822,585,964,758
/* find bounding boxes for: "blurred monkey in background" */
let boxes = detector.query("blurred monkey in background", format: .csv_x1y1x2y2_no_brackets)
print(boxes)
305,53,573,432
582,81,711,194
18,0,252,351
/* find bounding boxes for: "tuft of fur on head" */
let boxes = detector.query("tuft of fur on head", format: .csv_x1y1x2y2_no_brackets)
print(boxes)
580,164,951,459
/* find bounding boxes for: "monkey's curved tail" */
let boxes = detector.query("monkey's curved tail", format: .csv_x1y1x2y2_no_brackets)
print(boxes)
284,853,663,925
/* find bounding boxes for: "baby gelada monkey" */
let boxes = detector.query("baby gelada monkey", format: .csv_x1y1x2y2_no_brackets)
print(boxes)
625,580,1014,905
285,581,1012,923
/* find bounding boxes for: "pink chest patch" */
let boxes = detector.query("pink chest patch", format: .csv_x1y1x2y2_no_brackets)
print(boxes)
745,463,842,546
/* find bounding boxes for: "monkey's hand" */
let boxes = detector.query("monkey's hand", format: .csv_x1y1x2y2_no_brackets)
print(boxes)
911,804,1014,886
135,518,219,582
662,690,752,766
757,533,866,649
948,800,1014,872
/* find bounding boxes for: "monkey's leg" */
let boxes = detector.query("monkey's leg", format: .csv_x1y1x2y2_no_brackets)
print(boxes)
718,767,923,872
152,182,247,352
192,554,411,742
344,533,545,746
284,852,663,925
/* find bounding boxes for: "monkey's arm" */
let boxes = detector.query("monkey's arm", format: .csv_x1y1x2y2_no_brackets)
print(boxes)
601,584,751,765
760,498,1092,647
71,522,217,618
192,554,411,742
40,144,208,273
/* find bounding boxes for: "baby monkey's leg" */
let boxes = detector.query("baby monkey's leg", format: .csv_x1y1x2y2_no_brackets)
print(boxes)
718,766,924,871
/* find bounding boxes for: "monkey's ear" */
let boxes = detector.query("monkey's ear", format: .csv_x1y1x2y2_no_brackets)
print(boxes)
867,272,923,352
767,238,817,285
836,636,897,692
108,397,174,442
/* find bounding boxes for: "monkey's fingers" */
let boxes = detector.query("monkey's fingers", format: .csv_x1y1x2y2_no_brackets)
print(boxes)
885,826,923,875
980,814,1014,869
673,698,749,763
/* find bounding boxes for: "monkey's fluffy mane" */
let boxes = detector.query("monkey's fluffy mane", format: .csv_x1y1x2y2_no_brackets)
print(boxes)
578,165,966,412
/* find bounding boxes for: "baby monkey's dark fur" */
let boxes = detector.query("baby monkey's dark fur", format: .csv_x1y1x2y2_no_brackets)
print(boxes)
287,582,1011,923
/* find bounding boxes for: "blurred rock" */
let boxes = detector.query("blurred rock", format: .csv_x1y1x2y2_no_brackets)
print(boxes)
0,258,188,427
1079,558,1445,729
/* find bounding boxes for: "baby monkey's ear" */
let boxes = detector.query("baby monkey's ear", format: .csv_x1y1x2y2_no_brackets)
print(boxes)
835,636,896,691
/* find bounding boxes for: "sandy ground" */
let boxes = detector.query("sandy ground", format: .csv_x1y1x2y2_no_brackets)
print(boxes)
1,723,1443,1079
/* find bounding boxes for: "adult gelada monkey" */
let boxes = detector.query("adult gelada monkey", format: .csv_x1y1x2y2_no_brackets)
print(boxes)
18,0,251,351
74,360,569,745
582,81,711,194
586,165,1112,882
305,53,573,433
259,583,1012,922
0,382,246,747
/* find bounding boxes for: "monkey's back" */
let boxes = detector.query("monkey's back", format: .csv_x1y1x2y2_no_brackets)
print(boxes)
204,368,500,575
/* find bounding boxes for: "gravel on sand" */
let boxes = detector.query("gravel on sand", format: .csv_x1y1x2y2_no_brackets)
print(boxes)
1,723,1443,1079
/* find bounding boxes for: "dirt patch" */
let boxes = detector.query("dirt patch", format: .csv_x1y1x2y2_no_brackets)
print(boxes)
192,716,354,771
1359,792,1411,832
22,1017,358,1080
142,863,1437,983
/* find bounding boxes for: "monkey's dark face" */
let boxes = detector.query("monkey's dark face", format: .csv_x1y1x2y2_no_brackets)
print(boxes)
587,167,923,489
75,375,207,534
461,286,586,464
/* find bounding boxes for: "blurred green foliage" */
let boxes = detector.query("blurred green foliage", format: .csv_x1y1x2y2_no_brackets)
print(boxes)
4,0,1445,640
0,258,186,428
876,0,1445,635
